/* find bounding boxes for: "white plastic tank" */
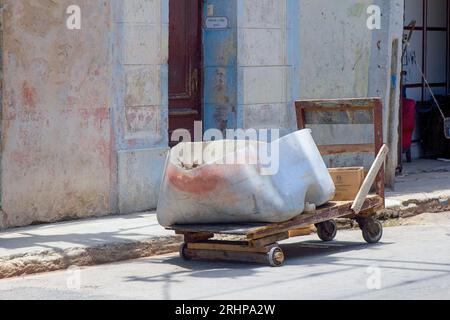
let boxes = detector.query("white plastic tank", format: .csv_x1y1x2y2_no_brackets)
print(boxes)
157,129,335,227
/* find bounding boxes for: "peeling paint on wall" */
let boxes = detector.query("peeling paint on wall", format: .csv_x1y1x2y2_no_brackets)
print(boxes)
1,0,114,228
203,0,238,132
0,0,3,209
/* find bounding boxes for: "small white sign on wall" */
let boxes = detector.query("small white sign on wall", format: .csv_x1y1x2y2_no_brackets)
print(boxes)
205,17,229,29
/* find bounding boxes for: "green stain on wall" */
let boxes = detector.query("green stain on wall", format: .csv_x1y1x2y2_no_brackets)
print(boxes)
353,46,370,96
347,3,367,17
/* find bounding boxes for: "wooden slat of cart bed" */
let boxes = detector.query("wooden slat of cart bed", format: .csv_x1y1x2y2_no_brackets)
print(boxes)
246,195,383,240
169,195,383,240
171,223,267,236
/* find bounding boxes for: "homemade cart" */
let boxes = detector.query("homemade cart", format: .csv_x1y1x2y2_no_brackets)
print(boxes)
168,98,387,267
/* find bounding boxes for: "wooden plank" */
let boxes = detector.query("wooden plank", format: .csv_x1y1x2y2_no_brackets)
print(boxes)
295,102,306,129
318,144,375,155
183,232,214,242
373,99,385,199
342,204,384,219
170,196,383,240
246,195,383,240
296,98,378,111
289,226,315,238
352,144,389,214
300,106,374,112
249,232,289,247
187,241,271,253
304,110,374,125
358,205,385,217
184,248,271,265
169,223,267,236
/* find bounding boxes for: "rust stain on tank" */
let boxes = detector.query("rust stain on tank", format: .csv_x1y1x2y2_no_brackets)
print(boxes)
167,166,221,194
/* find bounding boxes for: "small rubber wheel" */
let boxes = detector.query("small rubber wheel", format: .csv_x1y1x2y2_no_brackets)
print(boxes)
362,220,383,244
316,220,337,242
179,243,191,261
268,247,285,267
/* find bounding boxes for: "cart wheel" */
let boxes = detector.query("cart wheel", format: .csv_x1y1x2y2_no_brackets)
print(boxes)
268,247,285,267
361,220,383,244
179,243,191,261
316,220,337,242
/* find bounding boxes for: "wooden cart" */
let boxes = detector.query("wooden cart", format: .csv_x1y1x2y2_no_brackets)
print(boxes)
169,98,387,267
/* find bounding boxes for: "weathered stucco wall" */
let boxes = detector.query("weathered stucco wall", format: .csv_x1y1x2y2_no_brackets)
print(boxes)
237,0,291,134
0,0,169,228
202,0,294,134
1,0,114,228
296,0,404,185
110,0,169,214
299,0,372,98
0,0,404,228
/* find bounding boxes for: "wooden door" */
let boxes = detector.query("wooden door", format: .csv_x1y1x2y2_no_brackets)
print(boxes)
169,0,202,143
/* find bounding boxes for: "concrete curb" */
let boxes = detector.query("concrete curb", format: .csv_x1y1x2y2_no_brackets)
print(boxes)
0,235,183,280
381,197,450,219
335,196,450,229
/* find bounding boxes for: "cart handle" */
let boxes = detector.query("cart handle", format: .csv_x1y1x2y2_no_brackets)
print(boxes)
351,144,389,214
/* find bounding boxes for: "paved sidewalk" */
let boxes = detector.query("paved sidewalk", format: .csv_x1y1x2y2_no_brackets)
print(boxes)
384,159,450,216
1,159,449,279
0,213,182,279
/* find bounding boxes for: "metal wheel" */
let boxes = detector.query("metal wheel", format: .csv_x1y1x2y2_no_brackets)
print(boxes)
316,220,337,242
361,220,383,244
268,247,285,267
179,243,191,261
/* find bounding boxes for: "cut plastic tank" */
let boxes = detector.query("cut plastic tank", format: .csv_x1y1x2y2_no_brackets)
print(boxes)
157,129,336,227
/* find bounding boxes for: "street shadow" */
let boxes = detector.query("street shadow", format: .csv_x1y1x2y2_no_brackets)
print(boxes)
123,239,450,300
124,255,264,300
127,238,450,274
123,240,381,299
126,255,262,280
0,227,149,251
126,239,392,280
280,240,383,261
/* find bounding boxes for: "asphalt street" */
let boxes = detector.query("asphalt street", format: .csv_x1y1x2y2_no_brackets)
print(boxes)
1,212,450,300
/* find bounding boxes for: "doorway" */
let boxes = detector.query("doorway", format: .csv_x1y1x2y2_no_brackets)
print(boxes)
168,0,202,144
400,0,450,174
403,0,449,103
